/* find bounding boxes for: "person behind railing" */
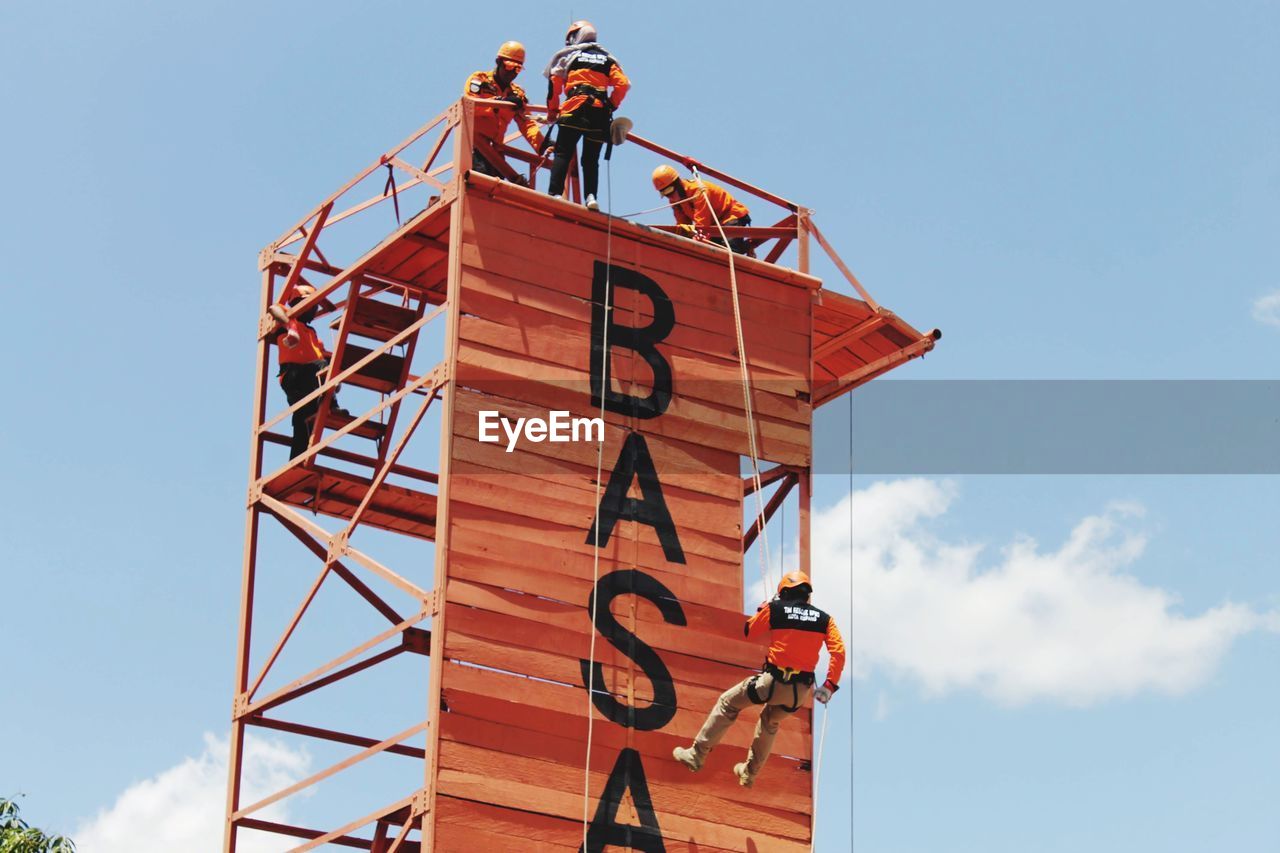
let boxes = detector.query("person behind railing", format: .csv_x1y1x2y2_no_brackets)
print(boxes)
464,41,546,185
542,20,630,211
651,165,756,257
268,285,349,459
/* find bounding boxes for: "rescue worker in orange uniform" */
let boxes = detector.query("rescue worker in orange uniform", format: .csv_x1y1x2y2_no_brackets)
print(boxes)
464,41,546,182
673,571,845,788
652,164,755,256
269,285,348,459
543,20,630,210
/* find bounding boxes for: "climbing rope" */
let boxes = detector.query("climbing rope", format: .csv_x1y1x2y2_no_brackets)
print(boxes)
616,194,695,220
811,701,831,853
810,395,855,851
581,155,616,850
690,166,773,596
580,161,783,845
848,390,855,849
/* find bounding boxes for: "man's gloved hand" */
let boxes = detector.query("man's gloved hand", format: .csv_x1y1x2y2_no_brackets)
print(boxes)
814,679,840,705
676,223,697,237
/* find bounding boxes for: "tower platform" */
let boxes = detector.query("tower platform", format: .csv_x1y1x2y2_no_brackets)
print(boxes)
225,97,937,852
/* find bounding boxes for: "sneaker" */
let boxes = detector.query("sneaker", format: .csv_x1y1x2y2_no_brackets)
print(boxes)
585,194,600,211
672,746,702,773
733,761,754,788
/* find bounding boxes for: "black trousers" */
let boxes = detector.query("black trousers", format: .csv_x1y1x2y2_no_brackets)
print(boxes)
471,148,502,178
279,360,326,459
718,215,754,256
547,125,605,199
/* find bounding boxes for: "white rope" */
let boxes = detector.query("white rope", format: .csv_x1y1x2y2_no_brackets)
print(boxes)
583,156,616,845
689,166,773,595
810,702,831,853
616,194,696,219
848,390,855,850
581,156,615,850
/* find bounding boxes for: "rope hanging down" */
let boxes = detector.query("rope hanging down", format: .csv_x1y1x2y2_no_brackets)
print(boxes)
847,390,856,849
581,162,784,845
581,156,617,850
809,394,855,851
690,166,774,596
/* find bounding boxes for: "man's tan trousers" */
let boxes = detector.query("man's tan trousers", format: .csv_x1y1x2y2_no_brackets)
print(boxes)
691,671,812,779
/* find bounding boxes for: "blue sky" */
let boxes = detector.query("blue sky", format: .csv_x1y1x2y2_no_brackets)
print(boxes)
1,1,1277,850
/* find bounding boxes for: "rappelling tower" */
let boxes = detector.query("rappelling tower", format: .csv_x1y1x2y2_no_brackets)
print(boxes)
224,96,938,852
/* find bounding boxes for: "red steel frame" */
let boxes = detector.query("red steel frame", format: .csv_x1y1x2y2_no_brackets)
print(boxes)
224,94,936,852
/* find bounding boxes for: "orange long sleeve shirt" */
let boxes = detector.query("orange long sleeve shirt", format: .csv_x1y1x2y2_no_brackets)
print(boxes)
671,179,750,231
745,599,846,687
464,71,543,149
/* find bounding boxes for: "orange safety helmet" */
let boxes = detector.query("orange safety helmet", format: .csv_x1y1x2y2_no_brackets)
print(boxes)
776,571,812,597
496,40,526,65
566,19,597,45
651,164,680,194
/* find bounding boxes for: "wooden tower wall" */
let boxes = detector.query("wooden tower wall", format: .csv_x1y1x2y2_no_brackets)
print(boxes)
426,180,818,851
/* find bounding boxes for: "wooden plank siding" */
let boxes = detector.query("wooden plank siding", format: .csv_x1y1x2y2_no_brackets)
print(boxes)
431,183,816,848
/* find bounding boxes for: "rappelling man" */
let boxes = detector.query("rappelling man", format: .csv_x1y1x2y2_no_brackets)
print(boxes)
673,571,845,788
651,164,755,256
464,41,546,183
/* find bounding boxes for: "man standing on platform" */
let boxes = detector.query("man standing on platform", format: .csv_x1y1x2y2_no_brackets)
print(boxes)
543,20,631,211
464,41,546,183
673,571,845,788
651,164,756,256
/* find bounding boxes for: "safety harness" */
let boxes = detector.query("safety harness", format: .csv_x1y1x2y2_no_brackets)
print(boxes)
746,663,815,714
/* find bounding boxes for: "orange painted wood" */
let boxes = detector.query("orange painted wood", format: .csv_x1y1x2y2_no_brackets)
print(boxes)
448,480,742,566
436,766,808,853
456,251,813,382
450,456,742,535
438,699,811,814
445,578,765,668
451,387,749,500
455,343,811,464
440,666,813,779
446,514,744,608
437,739,810,841
465,195,814,307
452,338,811,451
457,310,810,426
428,182,827,848
445,553,752,639
445,604,757,694
450,434,744,506
458,283,808,394
434,798,740,853
441,664,812,751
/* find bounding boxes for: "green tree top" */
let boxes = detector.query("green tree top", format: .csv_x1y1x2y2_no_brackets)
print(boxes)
0,797,76,853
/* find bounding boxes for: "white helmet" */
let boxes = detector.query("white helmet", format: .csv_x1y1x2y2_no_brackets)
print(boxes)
565,20,597,45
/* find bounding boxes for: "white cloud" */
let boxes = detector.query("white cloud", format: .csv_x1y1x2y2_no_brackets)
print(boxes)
1253,291,1280,328
76,733,311,853
795,479,1277,707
